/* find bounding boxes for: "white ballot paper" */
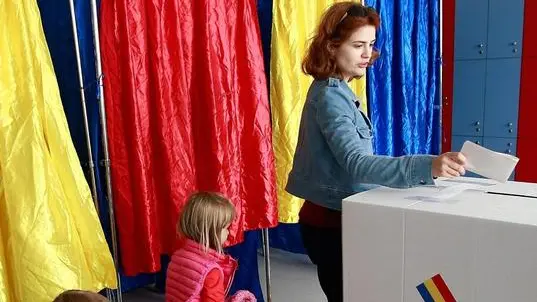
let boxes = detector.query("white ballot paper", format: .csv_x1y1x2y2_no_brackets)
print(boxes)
461,141,519,183
421,178,494,201
431,183,485,200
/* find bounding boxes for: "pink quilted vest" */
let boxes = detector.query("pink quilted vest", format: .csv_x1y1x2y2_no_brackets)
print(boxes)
165,239,237,302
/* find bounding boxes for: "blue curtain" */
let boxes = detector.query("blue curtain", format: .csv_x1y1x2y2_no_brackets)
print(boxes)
365,0,441,156
257,0,273,83
268,224,305,254
226,232,264,300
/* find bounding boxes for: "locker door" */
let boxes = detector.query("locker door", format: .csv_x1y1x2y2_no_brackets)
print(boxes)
483,58,521,138
487,0,525,58
483,137,517,180
452,60,486,136
451,135,483,151
454,0,489,60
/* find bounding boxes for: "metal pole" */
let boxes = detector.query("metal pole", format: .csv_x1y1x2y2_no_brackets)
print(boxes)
262,229,272,302
261,227,266,257
67,0,99,215
88,0,122,300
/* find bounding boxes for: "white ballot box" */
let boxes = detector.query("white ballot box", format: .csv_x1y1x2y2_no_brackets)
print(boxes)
342,178,537,302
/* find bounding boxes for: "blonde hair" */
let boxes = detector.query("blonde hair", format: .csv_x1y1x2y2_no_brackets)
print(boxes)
53,290,109,302
178,192,236,253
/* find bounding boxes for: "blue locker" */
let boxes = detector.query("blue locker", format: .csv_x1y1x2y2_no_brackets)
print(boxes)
483,137,518,180
484,58,521,138
452,60,486,136
451,135,483,151
454,0,489,60
487,0,525,59
451,135,483,178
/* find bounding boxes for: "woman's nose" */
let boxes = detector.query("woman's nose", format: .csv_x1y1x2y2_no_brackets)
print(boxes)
362,45,372,58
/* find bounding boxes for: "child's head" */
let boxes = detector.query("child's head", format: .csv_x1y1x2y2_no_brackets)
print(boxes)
178,192,236,253
53,290,109,302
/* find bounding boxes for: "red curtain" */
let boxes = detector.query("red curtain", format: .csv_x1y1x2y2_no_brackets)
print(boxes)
100,0,278,276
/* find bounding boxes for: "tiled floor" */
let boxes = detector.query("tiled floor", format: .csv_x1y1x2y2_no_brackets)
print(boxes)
123,248,326,302
258,248,326,302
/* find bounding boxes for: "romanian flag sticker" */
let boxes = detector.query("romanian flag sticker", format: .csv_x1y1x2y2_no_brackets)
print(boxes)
416,273,456,302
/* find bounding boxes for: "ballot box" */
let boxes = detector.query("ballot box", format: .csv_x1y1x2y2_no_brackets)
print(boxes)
342,178,537,302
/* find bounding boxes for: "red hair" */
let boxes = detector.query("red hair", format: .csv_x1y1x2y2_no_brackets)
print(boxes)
302,2,381,80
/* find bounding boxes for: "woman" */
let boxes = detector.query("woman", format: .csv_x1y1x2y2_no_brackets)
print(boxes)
285,2,466,301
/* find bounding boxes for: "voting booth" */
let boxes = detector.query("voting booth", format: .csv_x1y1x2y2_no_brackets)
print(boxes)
342,178,537,302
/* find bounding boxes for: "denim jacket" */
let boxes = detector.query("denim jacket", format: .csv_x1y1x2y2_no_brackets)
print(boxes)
285,78,435,211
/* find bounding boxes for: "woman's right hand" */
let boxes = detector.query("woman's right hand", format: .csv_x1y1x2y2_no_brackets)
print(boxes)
432,152,467,178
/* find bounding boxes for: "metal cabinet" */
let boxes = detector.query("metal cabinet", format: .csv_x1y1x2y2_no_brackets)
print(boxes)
454,0,488,60
487,0,525,58
449,0,528,182
483,137,517,156
452,58,521,138
483,58,521,138
452,60,486,136
454,0,525,60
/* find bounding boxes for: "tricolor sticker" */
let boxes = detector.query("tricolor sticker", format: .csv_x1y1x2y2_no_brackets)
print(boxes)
416,273,456,302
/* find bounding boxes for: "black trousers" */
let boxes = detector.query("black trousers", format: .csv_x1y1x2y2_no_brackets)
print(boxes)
300,222,343,302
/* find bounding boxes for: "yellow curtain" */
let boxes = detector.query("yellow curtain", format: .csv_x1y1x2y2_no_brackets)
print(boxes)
0,1,117,301
271,0,366,223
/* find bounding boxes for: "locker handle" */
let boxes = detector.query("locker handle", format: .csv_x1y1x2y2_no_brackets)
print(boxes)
478,43,485,48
